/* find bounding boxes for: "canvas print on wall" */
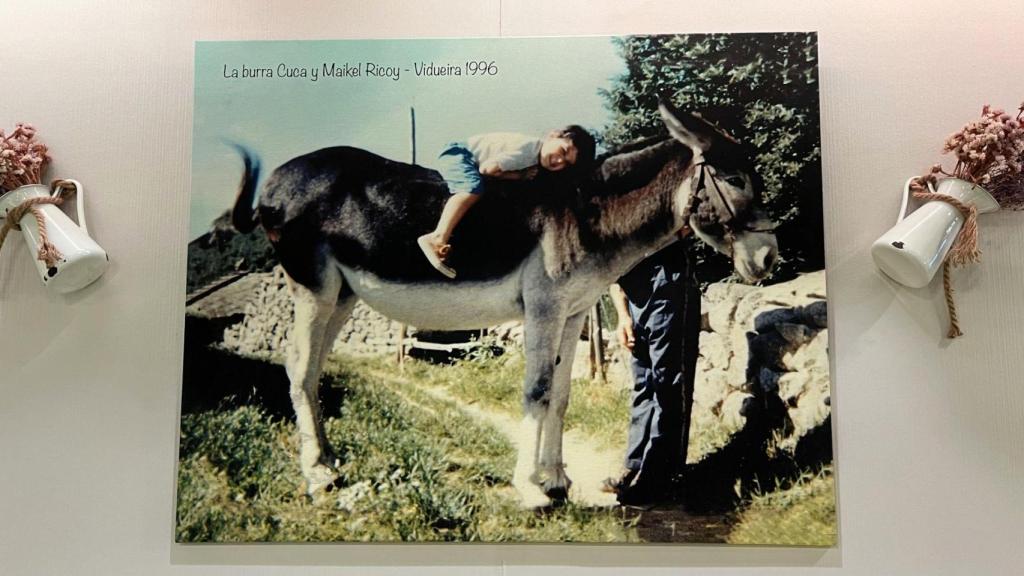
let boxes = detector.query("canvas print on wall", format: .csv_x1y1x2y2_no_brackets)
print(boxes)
178,33,833,545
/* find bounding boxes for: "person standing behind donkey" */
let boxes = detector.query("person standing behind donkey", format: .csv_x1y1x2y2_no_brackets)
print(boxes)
604,233,702,505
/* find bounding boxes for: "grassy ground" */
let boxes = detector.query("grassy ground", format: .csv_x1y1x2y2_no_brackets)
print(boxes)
398,347,745,463
373,350,838,547
176,357,635,543
176,348,836,544
395,348,631,450
728,467,837,547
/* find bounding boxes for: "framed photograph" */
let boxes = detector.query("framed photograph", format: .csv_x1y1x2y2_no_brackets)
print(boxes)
178,32,833,545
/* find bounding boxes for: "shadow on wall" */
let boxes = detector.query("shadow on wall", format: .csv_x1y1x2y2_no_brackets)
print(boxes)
681,301,832,513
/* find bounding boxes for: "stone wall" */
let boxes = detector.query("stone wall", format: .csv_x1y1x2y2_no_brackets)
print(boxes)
222,267,405,358
693,270,830,450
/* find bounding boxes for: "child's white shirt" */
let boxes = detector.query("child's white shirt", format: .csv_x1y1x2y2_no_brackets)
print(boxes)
466,132,543,172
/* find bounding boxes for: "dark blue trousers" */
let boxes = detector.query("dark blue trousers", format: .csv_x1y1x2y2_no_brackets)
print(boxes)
618,246,701,482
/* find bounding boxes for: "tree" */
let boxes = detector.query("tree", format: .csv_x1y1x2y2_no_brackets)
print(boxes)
602,33,823,284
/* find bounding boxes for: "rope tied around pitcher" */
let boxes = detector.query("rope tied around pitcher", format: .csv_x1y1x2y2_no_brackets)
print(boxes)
910,173,982,338
0,180,77,268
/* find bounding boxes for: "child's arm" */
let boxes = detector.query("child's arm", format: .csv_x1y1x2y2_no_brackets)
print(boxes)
480,160,537,180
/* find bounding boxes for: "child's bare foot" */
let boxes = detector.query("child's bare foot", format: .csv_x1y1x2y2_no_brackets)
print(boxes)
417,233,456,279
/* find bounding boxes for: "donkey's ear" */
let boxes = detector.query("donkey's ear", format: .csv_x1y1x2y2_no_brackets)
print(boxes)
658,100,714,153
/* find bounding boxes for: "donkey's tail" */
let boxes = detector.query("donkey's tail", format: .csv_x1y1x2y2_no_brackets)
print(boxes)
229,143,262,233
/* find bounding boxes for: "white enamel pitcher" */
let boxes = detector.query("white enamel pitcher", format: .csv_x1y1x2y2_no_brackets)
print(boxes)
872,177,999,288
0,180,108,293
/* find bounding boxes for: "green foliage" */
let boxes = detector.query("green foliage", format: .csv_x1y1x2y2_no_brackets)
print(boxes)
602,34,823,284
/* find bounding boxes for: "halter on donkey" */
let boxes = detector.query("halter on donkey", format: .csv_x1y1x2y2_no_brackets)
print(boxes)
230,101,778,507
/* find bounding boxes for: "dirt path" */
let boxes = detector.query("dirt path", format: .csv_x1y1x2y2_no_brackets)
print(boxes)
367,367,737,542
369,369,621,506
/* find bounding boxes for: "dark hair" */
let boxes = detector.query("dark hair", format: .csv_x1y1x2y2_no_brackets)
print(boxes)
557,125,596,172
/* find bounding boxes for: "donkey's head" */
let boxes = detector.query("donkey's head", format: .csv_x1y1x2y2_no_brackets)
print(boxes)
659,101,779,283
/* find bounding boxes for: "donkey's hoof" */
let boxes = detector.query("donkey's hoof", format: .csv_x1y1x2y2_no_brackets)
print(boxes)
543,485,569,502
542,474,572,502
304,464,341,496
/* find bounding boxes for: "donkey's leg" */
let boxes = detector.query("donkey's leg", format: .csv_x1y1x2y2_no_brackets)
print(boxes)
537,310,588,500
308,288,357,469
316,292,356,370
513,303,566,508
284,266,343,495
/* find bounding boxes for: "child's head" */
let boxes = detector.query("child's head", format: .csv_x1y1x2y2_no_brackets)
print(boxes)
539,125,596,173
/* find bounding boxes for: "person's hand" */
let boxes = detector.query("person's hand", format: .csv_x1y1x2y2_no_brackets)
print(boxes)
479,160,502,176
616,321,635,351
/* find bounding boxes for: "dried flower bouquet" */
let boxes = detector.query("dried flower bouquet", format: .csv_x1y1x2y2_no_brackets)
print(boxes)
918,102,1024,210
0,123,51,192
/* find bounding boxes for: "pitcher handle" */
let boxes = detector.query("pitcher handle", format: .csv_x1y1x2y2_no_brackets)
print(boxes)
897,177,915,223
52,179,89,236
898,177,939,224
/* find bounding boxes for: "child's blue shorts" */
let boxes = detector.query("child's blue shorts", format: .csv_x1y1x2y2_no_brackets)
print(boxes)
438,142,484,195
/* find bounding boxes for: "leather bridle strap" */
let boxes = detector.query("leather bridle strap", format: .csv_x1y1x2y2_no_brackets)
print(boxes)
690,161,776,234
694,161,739,224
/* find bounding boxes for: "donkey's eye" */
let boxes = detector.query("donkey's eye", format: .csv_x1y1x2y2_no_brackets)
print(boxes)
725,176,746,188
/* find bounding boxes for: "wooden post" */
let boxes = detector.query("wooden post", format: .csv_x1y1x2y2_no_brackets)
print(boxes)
588,309,597,380
594,302,607,383
410,107,417,163
397,324,407,371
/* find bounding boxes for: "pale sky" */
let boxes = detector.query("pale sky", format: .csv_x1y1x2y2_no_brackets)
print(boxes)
190,37,625,240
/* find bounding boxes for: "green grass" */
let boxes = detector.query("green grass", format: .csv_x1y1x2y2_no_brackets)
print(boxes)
176,357,635,543
727,467,837,547
396,347,632,450
393,348,739,462
687,408,738,464
386,348,837,546
177,348,836,544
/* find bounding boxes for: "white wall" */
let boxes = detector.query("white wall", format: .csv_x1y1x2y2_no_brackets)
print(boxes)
1,1,1022,574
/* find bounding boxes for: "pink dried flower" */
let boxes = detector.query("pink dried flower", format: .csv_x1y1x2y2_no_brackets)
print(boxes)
0,122,51,191
938,103,1024,189
976,102,1024,210
13,123,36,139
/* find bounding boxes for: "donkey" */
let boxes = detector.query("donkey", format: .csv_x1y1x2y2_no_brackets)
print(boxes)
229,102,779,506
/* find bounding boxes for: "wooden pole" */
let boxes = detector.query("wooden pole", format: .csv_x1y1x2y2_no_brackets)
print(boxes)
410,107,417,164
397,324,407,371
588,309,597,380
594,302,606,383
